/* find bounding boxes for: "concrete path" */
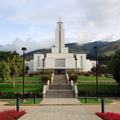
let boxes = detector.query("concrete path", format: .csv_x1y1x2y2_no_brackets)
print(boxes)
40,98,81,105
19,98,102,120
83,98,120,114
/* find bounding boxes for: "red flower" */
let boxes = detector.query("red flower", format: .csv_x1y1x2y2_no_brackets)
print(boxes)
0,109,26,120
95,112,120,120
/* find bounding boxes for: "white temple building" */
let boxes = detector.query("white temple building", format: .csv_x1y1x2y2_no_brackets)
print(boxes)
26,19,96,74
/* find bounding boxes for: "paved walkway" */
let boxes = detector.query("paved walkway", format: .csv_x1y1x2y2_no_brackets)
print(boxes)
19,98,102,120
83,98,120,114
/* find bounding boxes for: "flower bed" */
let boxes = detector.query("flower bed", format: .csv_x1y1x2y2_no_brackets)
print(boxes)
95,112,120,120
0,109,26,120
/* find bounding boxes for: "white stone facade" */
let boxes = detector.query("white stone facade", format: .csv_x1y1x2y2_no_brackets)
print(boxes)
25,20,96,74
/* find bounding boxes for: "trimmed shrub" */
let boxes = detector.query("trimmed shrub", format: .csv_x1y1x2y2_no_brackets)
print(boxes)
76,71,85,76
35,72,40,76
40,71,44,75
45,70,51,74
29,72,34,77
25,92,31,98
69,74,78,81
85,72,90,77
15,92,22,97
42,75,50,82
0,91,4,96
79,90,87,94
5,92,15,99
32,92,43,98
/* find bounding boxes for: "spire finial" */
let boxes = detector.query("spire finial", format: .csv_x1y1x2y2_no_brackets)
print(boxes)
59,16,61,22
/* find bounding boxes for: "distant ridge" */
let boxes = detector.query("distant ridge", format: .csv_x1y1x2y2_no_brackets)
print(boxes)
19,39,120,60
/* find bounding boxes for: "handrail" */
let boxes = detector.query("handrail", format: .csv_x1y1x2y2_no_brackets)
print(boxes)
51,73,54,83
74,85,78,98
71,80,74,90
43,85,47,99
47,80,50,90
66,73,69,83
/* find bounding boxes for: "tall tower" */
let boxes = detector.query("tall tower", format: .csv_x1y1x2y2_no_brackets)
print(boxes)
52,18,68,54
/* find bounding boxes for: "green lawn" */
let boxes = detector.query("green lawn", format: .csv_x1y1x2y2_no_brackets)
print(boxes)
9,99,43,105
77,83,120,92
0,83,43,93
78,98,114,104
77,76,115,81
6,76,42,82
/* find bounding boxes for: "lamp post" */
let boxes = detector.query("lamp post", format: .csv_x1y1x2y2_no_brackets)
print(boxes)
93,46,99,101
75,57,78,73
21,47,27,102
42,58,44,74
74,56,77,73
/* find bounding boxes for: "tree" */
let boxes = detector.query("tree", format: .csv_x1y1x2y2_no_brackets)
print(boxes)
91,64,107,74
0,66,4,82
9,55,23,88
107,51,120,87
0,60,10,82
25,66,29,74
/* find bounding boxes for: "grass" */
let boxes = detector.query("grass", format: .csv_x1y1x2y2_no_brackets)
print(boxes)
77,76,115,81
78,98,114,104
0,83,43,92
6,76,42,82
77,83,120,92
0,99,15,102
9,99,43,105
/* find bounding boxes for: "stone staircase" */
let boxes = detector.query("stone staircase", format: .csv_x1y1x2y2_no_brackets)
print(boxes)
45,75,75,98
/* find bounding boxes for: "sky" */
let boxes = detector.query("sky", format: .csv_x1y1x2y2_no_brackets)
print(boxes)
0,0,120,54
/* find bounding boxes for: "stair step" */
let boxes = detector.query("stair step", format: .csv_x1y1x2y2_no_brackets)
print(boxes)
46,90,75,98
49,85,72,90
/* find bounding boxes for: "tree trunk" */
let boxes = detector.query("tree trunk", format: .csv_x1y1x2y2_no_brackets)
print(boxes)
11,75,15,88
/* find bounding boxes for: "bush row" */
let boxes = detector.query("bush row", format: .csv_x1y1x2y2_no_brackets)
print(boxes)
0,91,43,99
29,70,51,77
78,90,120,97
67,71,113,77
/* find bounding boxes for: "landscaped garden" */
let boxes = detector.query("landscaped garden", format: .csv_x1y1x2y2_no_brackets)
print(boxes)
9,99,42,105
0,83,43,93
6,76,42,82
77,83,120,97
78,98,114,104
77,76,115,81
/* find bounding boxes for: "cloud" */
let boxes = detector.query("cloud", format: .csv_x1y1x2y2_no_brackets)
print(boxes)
0,37,55,55
1,0,120,49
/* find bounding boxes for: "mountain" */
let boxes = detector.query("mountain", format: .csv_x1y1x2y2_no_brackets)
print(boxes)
23,40,120,60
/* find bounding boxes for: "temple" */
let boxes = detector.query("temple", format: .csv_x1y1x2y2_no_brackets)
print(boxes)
26,19,96,74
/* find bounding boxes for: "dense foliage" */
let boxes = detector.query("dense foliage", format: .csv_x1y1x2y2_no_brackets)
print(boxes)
42,75,50,82
0,51,24,88
107,51,120,86
69,74,78,81
29,72,35,77
91,64,108,74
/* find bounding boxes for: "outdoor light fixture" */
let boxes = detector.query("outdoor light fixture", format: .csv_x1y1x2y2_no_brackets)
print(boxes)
74,56,78,73
93,46,99,101
42,58,45,74
21,47,27,102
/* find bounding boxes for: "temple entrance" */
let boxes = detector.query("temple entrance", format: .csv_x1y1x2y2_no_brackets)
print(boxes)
55,69,65,75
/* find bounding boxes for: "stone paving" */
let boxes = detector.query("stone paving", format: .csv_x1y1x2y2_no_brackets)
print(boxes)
19,98,102,120
40,98,81,105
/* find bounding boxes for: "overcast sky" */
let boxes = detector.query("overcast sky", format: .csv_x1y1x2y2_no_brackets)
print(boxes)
0,0,120,54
